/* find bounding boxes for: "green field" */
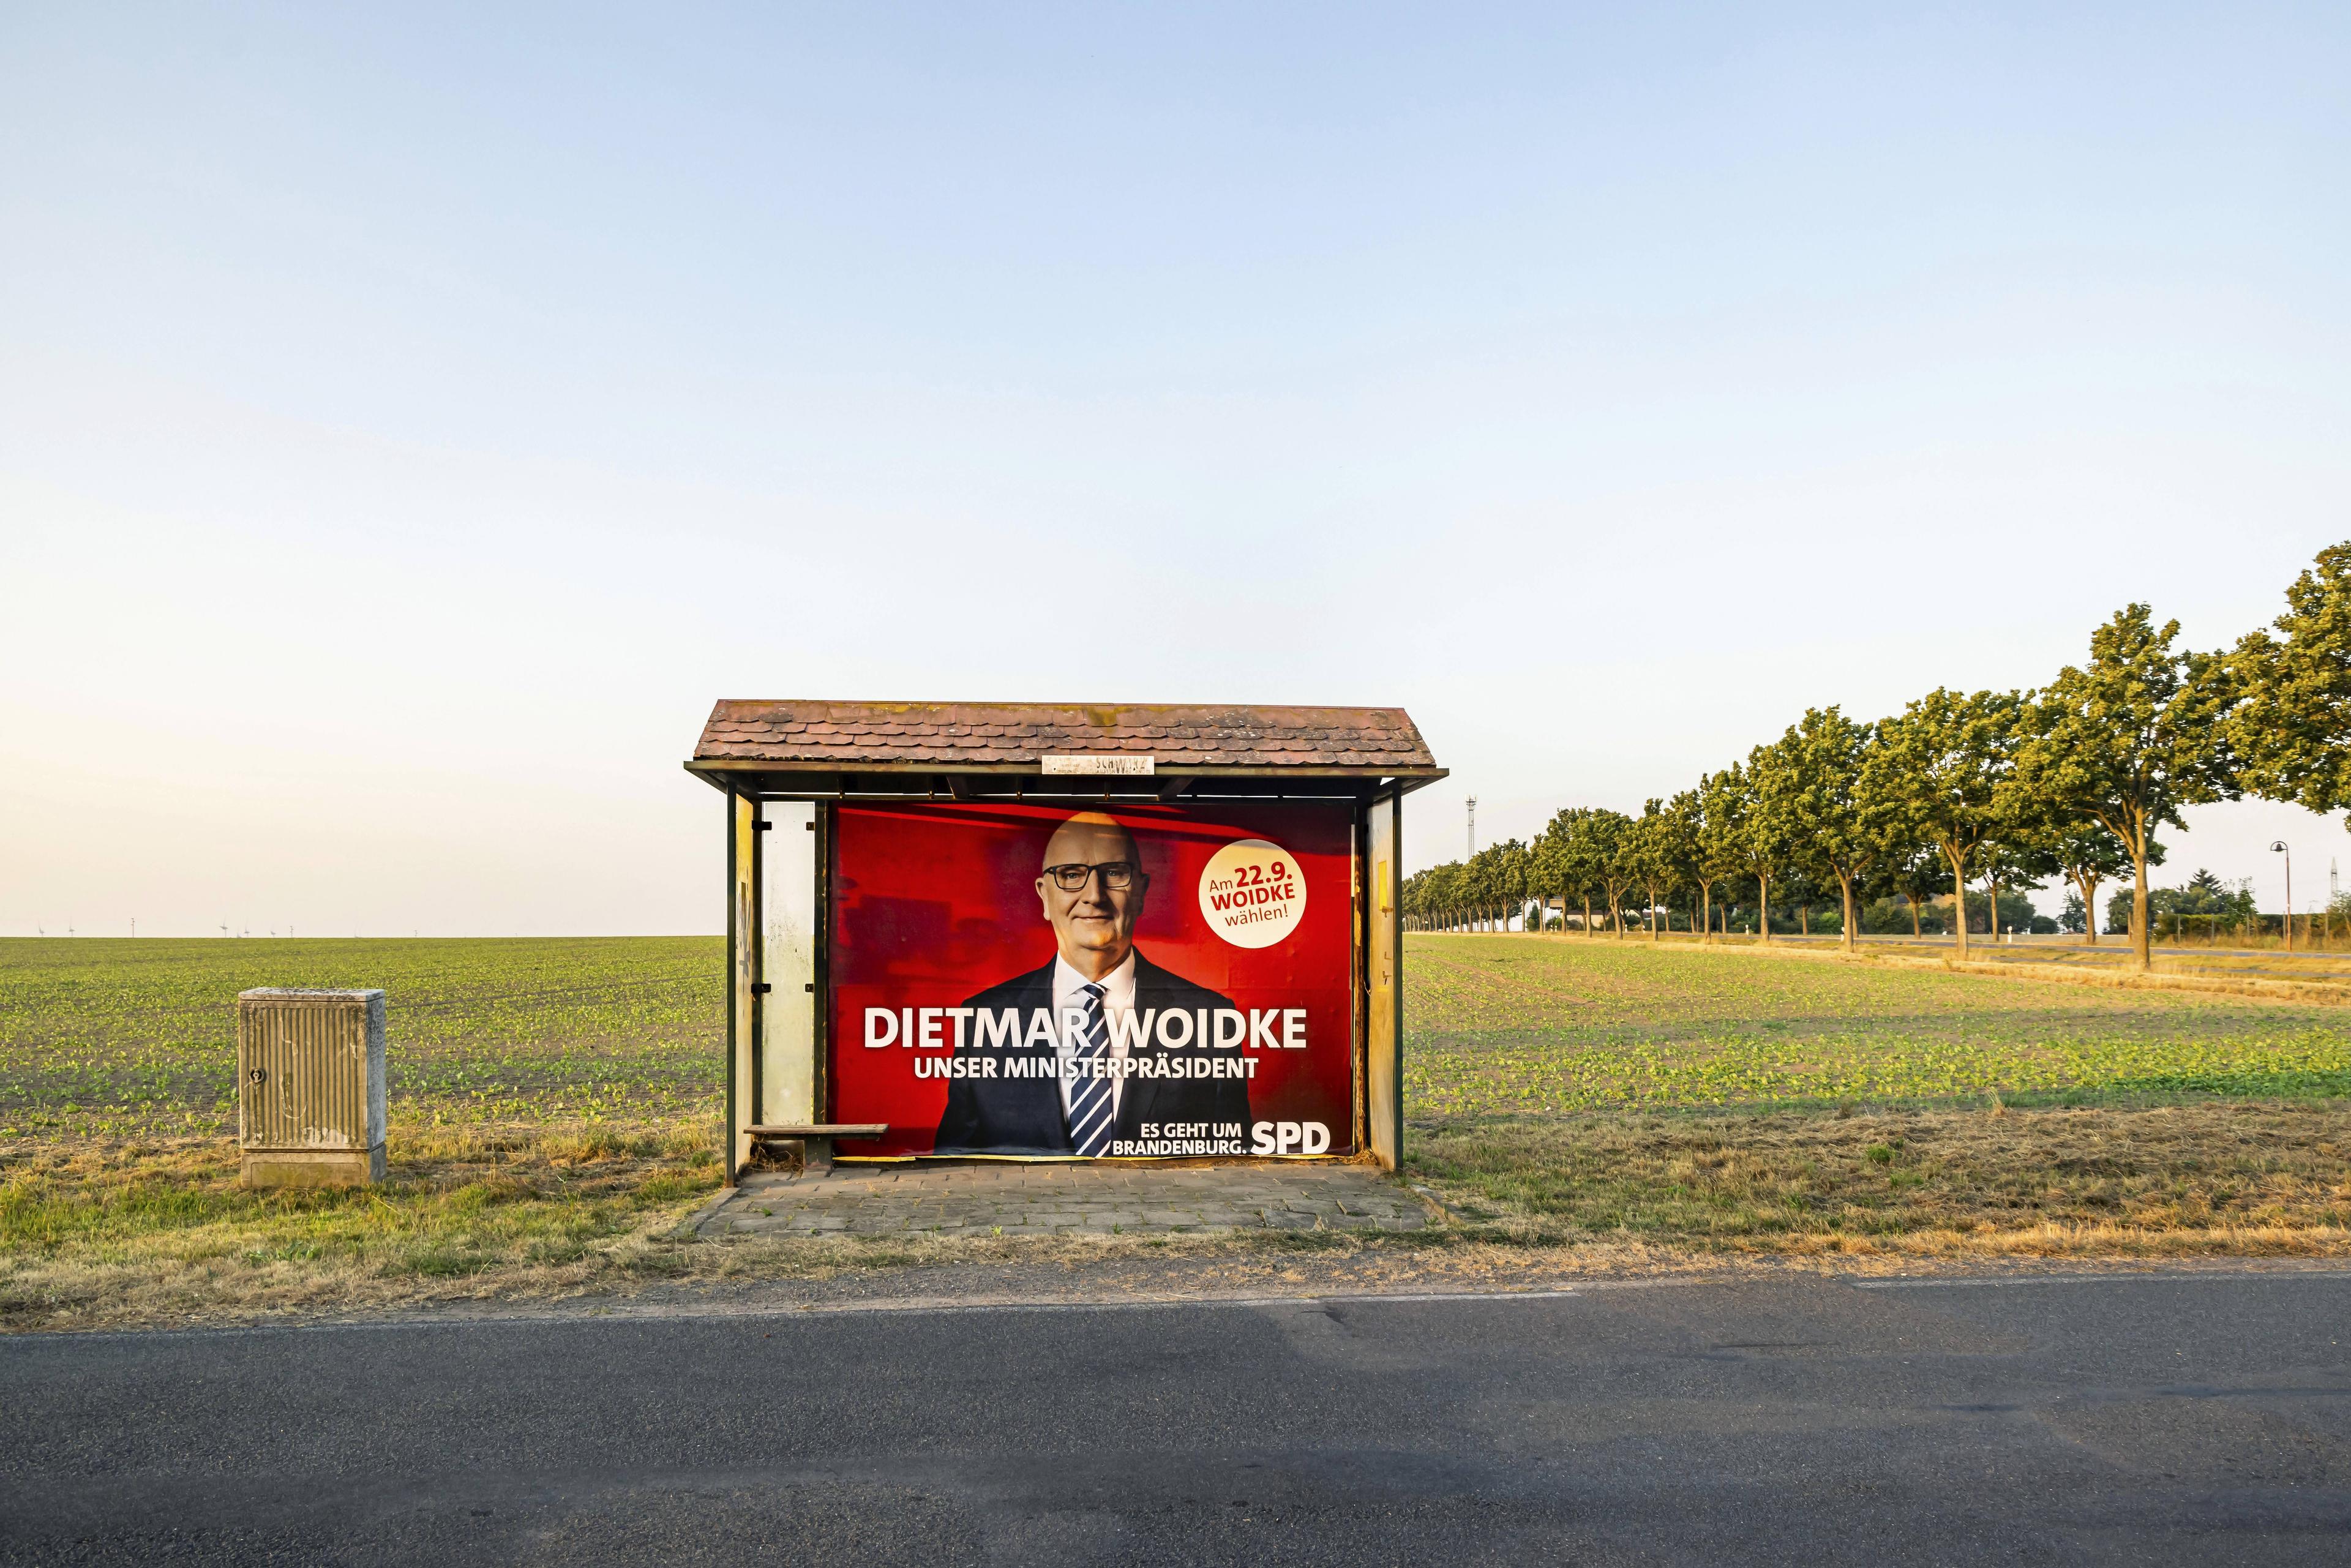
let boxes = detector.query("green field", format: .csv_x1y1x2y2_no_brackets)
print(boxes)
1404,936,2351,1249
1,937,727,1328
0,937,722,1139
1404,935,2351,1112
3,934,2347,1327
10,932,2342,1144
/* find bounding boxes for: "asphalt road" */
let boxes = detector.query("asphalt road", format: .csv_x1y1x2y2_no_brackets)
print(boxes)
4,1271,2348,1565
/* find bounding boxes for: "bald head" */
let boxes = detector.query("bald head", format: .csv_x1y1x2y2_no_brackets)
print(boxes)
1035,812,1150,980
1041,812,1138,872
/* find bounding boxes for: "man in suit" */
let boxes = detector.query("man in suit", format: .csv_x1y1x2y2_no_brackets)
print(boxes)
933,811,1252,1155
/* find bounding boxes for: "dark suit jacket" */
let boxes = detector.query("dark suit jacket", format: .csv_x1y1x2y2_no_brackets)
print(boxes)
932,951,1253,1155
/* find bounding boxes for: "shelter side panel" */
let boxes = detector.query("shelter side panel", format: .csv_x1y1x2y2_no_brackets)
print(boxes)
827,800,1357,1159
760,800,820,1124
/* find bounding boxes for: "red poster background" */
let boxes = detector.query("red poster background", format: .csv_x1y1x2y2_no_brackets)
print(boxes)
828,800,1356,1158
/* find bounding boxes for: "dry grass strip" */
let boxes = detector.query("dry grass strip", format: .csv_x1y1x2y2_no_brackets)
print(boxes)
1865,952,2351,1005
1408,1098,2351,1253
9,1101,2349,1331
0,1120,723,1332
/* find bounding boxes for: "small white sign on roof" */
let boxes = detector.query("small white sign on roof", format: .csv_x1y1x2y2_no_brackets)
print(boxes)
1040,754,1156,776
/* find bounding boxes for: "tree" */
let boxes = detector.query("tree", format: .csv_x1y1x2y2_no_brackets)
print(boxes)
1594,812,1640,937
1414,868,1438,931
2233,542,2351,816
1884,845,1944,937
1975,837,2047,942
1621,804,1662,938
1463,840,1527,931
2060,892,2088,934
2014,606,2238,970
1978,751,2036,941
2150,868,2252,943
1696,768,1748,940
1737,741,1804,942
2108,872,2254,943
1461,844,1494,931
1985,774,2055,942
2041,822,2139,948
1496,838,1532,931
1534,809,1580,932
1865,688,2022,962
1769,707,1893,955
1468,838,1530,931
1432,861,1467,931
1662,789,1706,936
1779,867,1835,937
1533,808,1597,935
1434,861,1466,931
1561,810,1630,936
1623,798,1695,940
1404,864,1464,932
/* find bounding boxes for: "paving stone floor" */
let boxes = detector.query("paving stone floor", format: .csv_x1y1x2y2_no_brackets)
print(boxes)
700,1160,1434,1238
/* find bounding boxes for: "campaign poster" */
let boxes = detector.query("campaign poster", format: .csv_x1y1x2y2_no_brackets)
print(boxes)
828,801,1355,1159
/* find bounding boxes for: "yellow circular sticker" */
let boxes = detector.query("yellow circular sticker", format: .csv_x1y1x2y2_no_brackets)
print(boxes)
1198,838,1307,948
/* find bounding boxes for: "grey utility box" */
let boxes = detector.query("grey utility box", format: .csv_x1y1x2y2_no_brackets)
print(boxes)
237,988,387,1187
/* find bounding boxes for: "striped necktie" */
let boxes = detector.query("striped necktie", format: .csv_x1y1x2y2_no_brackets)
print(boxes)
1065,981,1115,1157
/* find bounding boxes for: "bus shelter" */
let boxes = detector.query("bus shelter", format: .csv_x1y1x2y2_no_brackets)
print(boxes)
686,701,1444,1184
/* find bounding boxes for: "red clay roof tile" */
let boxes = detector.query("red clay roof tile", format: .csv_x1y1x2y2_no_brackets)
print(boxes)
692,701,1434,771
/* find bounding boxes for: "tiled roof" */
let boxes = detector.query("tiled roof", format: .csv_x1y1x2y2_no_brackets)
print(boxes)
692,701,1436,770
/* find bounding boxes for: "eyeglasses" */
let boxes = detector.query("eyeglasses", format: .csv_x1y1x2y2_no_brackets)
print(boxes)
1044,861,1140,892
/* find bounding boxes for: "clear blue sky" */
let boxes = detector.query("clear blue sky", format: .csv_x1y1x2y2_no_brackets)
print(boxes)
5,4,2348,934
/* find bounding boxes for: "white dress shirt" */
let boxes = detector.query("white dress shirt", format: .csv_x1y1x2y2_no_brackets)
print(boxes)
1051,950,1138,1123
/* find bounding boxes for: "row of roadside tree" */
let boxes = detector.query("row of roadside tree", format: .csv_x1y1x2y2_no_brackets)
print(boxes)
1402,542,2351,972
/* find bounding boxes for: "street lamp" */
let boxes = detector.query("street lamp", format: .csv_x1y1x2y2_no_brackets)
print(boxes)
2271,841,2293,955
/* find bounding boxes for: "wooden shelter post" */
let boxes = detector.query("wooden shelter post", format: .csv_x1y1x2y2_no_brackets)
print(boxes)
1365,787,1403,1169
